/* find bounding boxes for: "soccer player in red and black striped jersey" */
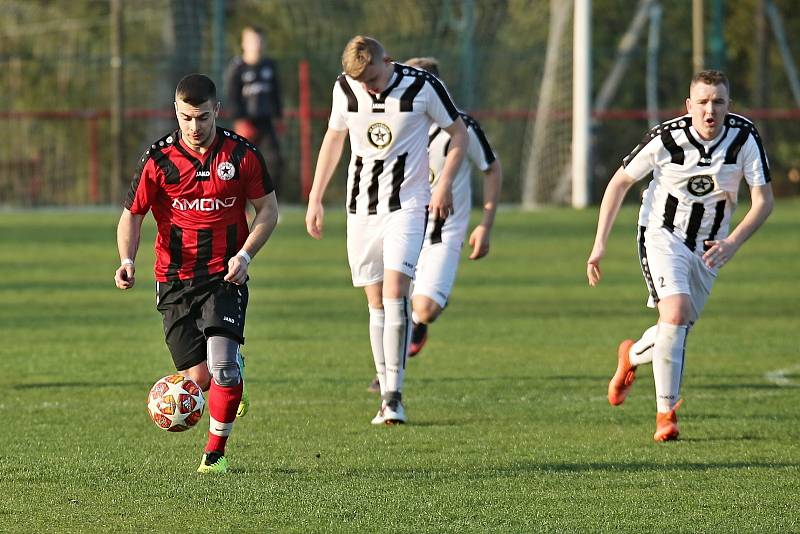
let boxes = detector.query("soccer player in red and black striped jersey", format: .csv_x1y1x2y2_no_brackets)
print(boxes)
114,73,278,474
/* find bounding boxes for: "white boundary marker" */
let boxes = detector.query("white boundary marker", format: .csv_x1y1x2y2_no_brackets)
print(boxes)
764,363,800,387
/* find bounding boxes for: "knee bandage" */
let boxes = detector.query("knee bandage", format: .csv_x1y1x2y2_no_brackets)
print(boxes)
207,336,241,387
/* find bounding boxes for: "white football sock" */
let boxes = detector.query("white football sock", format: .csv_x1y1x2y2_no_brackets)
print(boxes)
652,322,688,412
368,306,386,395
630,324,658,366
383,297,411,394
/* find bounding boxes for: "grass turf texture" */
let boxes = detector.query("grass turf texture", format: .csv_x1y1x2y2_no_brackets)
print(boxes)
1,200,798,532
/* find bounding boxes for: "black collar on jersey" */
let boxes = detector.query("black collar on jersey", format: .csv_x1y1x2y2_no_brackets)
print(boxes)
370,63,405,112
683,120,730,167
174,127,225,180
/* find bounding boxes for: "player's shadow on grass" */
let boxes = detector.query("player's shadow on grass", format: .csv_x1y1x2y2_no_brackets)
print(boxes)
519,460,799,473
693,383,793,389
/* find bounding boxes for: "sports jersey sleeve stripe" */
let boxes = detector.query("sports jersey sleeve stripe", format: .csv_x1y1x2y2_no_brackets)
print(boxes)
244,142,275,197
660,128,685,164
624,119,686,175
751,134,771,182
463,113,496,168
337,74,358,112
155,152,182,184
622,131,661,180
228,141,249,178
400,76,425,111
124,149,152,210
745,129,771,183
729,113,771,183
426,75,459,122
723,127,751,164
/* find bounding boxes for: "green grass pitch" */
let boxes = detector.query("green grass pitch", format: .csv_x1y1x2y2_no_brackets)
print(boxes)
1,199,798,532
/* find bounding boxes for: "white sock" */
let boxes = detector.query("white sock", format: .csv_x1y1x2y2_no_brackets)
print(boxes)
383,297,411,394
411,310,422,326
368,306,386,395
652,322,688,412
630,324,658,366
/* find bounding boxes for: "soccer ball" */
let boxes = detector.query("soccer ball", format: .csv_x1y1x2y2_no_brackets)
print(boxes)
147,374,205,432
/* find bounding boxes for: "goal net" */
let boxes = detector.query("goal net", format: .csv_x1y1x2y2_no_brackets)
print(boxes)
521,0,574,208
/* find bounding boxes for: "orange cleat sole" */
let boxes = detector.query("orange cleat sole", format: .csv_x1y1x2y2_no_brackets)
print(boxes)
654,399,683,442
608,339,636,406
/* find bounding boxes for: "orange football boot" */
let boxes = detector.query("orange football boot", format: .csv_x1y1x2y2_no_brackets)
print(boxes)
654,399,683,442
608,339,636,406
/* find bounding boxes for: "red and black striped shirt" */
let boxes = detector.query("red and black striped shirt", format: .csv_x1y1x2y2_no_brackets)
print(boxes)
124,127,273,282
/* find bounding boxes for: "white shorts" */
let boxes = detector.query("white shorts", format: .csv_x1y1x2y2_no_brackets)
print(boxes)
413,210,468,307
346,207,427,287
413,240,463,307
637,226,717,320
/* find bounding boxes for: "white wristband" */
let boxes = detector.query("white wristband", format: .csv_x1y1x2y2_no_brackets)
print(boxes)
121,258,134,266
236,250,251,264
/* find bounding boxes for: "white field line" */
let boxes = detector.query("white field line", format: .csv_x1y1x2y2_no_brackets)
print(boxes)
765,363,800,387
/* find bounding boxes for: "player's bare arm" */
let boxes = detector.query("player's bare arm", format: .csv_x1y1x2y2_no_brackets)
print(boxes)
703,183,773,269
225,192,279,285
468,158,503,260
306,127,347,240
429,117,467,221
587,166,637,286
115,209,145,290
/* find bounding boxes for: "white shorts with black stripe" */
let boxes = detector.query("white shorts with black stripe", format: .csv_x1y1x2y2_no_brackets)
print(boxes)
347,206,427,287
638,226,717,321
412,211,468,307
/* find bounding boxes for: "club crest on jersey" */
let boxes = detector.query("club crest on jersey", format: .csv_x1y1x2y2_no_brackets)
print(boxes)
367,123,392,149
687,175,714,196
217,161,235,180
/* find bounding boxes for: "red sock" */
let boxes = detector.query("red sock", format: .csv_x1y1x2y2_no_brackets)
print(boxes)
204,379,243,455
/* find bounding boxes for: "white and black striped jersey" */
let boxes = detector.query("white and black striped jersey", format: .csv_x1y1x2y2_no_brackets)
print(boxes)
427,112,496,242
623,113,770,254
329,62,459,215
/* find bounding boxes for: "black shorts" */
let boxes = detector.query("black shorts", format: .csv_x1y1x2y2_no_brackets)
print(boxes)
156,273,249,371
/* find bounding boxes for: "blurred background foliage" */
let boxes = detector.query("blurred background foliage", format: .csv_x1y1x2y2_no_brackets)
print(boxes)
1,0,798,206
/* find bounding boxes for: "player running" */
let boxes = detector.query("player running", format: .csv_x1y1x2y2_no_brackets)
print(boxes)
115,74,278,473
587,70,773,441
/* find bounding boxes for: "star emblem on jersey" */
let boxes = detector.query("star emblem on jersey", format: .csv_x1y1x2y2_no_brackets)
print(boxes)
367,123,392,149
217,161,235,181
687,175,714,196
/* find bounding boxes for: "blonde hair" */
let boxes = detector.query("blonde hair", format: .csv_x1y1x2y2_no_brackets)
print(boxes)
404,57,440,78
342,35,386,79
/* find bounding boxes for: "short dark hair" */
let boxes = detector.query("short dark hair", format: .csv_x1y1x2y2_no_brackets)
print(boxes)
175,74,217,106
691,70,730,94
